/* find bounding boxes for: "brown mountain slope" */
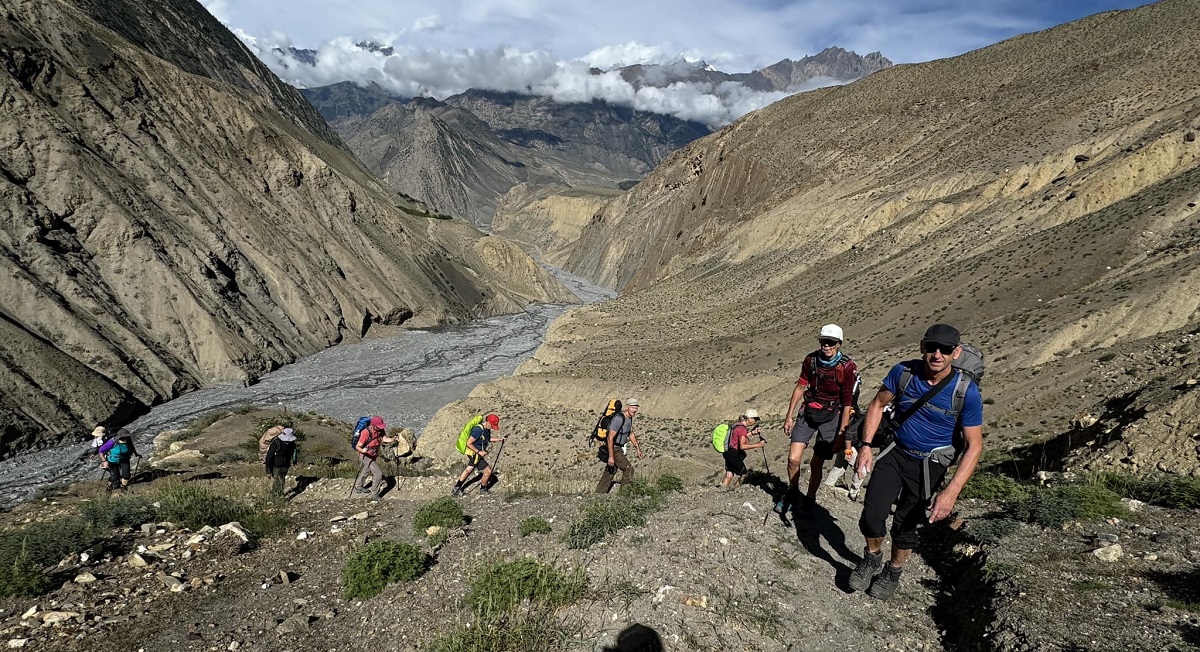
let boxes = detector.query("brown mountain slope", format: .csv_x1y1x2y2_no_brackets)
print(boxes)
443,0,1200,476
0,0,573,455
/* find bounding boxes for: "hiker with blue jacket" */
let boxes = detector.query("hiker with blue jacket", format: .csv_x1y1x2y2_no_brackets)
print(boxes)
849,324,984,601
264,427,299,496
452,413,505,496
97,433,138,491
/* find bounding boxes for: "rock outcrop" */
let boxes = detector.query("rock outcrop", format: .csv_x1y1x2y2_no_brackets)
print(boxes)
0,0,573,455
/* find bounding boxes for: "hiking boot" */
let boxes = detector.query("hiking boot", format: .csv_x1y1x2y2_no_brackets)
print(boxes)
352,487,369,494
451,486,464,497
867,563,904,601
848,548,883,592
369,493,383,502
479,486,490,495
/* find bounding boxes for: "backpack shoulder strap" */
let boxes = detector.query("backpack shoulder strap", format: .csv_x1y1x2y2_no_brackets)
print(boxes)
952,372,970,416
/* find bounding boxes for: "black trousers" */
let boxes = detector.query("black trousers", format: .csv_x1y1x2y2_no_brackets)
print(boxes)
106,460,130,488
858,449,948,550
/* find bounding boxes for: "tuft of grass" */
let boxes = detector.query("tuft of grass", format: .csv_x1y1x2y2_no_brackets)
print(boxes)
966,517,1020,544
342,540,430,600
426,609,585,652
154,481,287,539
412,497,466,534
656,473,684,493
1090,472,1200,509
466,558,587,618
960,473,1029,501
519,517,552,537
562,481,669,550
1007,483,1128,529
0,495,154,597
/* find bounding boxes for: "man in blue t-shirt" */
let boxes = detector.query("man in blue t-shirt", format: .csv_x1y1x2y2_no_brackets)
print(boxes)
849,323,984,601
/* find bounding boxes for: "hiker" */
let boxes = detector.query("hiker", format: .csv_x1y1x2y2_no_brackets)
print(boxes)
780,324,860,514
850,323,984,600
596,398,644,494
258,424,286,463
721,409,767,489
264,427,299,496
452,413,506,496
97,433,138,491
353,416,395,500
89,425,108,449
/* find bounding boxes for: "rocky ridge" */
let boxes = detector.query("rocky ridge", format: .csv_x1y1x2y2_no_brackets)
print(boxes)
482,0,1200,477
0,0,573,455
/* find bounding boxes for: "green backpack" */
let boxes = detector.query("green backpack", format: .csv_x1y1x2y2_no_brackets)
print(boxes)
711,423,732,453
455,415,484,455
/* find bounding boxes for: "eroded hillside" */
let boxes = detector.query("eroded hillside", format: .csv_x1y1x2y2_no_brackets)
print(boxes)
461,0,1200,477
0,0,574,455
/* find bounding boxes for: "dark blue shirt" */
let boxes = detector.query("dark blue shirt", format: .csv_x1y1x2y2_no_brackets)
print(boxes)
468,425,493,453
883,363,983,453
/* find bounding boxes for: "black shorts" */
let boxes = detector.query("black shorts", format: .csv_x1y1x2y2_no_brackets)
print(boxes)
467,452,490,471
723,448,748,475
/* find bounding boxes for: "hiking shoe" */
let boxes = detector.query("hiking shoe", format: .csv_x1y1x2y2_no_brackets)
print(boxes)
848,548,884,592
867,563,904,601
479,486,490,495
451,487,464,497
352,487,369,494
773,499,788,514
369,494,383,502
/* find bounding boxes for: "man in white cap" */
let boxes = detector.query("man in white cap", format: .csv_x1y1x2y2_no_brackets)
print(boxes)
780,324,860,515
721,409,767,489
596,398,644,494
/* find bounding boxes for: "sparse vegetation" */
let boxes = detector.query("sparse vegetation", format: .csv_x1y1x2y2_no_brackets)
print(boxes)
961,472,1029,501
656,473,684,492
412,497,466,534
519,516,552,536
1007,483,1127,529
562,479,668,549
342,540,430,600
465,558,587,617
1090,472,1200,509
154,481,287,539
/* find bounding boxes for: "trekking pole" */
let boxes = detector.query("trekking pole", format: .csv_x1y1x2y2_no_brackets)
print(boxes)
132,454,142,481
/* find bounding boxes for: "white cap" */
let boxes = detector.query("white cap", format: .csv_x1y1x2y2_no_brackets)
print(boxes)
744,409,759,420
626,398,639,407
819,324,844,341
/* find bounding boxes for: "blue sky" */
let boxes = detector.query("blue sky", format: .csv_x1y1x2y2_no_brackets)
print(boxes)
202,0,1157,126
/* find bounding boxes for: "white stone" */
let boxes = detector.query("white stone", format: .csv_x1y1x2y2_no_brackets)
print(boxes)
185,535,206,545
148,542,176,553
7,639,29,648
296,532,310,540
128,553,149,568
74,572,97,584
218,522,251,543
20,607,37,620
1093,544,1123,562
348,511,369,521
41,611,79,625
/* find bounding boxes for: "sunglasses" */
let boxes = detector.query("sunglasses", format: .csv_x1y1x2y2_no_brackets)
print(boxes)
818,339,841,347
922,341,957,355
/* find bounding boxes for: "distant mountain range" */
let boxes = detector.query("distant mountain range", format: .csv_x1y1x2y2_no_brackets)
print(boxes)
295,47,893,226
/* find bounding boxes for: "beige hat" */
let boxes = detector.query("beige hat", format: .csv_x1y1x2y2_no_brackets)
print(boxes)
744,409,759,420
626,398,639,407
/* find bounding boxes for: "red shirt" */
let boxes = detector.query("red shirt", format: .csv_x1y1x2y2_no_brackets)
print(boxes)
357,426,384,459
729,423,750,451
797,351,859,408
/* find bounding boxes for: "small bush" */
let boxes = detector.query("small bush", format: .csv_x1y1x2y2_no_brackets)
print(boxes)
519,517,552,537
342,540,429,600
427,609,584,652
1008,484,1128,528
1091,472,1200,510
966,517,1020,544
412,497,466,534
656,474,684,493
154,482,287,539
466,558,586,617
960,473,1028,501
79,496,155,531
563,496,652,550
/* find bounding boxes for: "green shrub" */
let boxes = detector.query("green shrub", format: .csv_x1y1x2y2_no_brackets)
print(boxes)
1091,472,1200,509
563,494,660,550
342,540,429,600
154,482,287,539
0,495,153,597
465,558,586,617
1008,484,1128,528
656,474,684,493
427,609,584,652
960,473,1029,501
412,497,466,534
966,517,1020,544
519,517,552,537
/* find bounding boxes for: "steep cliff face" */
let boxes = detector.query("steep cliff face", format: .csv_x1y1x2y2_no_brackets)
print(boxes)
445,0,1200,476
305,84,711,228
0,0,572,455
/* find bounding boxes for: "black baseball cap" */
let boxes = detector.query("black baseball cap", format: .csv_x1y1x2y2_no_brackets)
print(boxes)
922,323,961,347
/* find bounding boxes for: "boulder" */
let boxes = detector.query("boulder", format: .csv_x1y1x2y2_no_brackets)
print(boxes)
151,449,205,469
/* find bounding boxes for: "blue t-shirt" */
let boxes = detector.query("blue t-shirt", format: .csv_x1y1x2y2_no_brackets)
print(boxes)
468,425,492,453
883,362,983,453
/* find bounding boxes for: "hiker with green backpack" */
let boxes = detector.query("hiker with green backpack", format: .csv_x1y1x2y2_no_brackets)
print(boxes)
718,409,767,489
452,413,505,496
849,323,985,601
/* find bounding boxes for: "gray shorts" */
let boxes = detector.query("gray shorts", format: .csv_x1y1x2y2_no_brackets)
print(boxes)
791,416,839,447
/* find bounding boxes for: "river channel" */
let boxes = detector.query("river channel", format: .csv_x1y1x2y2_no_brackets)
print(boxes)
0,266,612,505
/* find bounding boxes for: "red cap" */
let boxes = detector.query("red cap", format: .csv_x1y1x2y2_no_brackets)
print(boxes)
485,413,500,428
370,416,385,429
